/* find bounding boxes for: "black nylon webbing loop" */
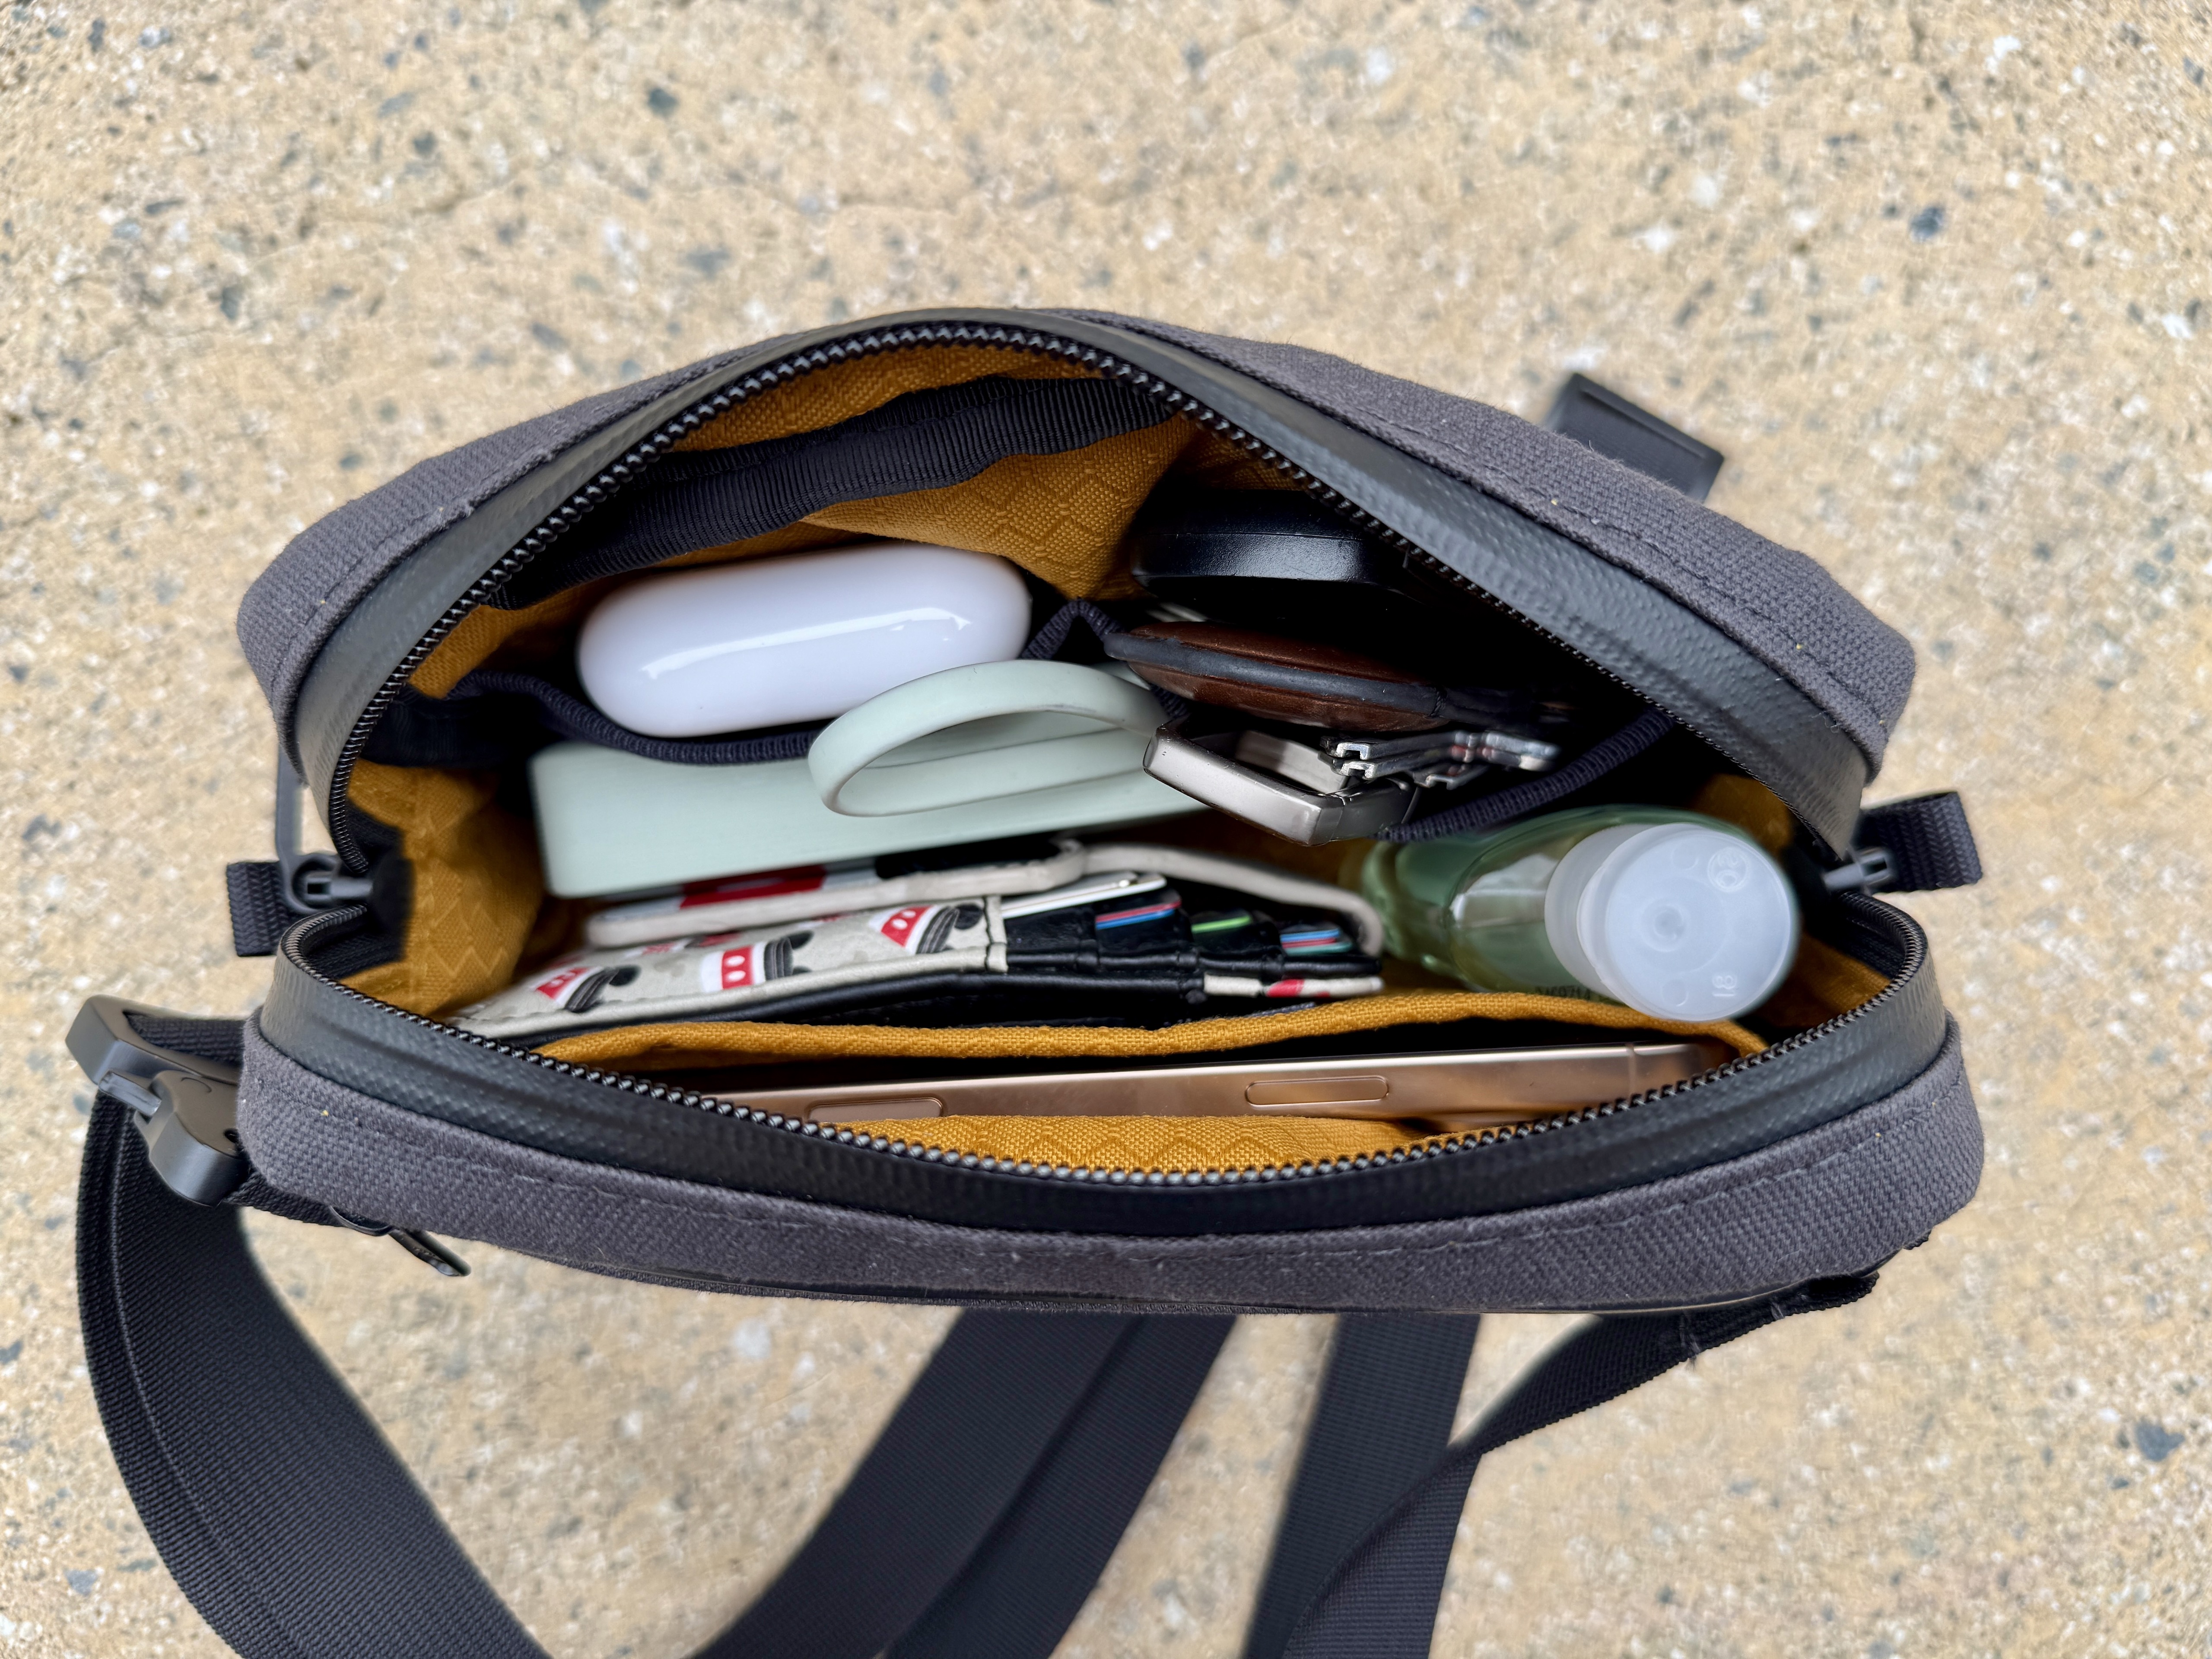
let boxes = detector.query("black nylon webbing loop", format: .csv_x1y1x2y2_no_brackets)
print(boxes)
1857,790,1983,891
78,1101,1221,1659
80,1060,1872,1659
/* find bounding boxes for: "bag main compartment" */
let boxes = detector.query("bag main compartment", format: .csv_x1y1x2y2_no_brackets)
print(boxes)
287,341,1901,1177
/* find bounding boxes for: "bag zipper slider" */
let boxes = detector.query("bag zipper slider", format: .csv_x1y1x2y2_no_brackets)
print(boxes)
275,748,374,912
67,996,247,1205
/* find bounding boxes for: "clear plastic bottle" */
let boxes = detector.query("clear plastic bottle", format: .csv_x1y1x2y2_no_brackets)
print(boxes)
1361,805,1799,1022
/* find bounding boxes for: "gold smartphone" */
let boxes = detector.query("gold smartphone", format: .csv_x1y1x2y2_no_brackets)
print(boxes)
706,1039,1732,1131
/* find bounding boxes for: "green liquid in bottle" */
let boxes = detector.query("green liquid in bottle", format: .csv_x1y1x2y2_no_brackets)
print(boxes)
1361,805,1798,1020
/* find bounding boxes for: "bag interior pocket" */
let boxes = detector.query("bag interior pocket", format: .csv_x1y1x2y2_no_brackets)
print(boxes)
320,342,1897,1172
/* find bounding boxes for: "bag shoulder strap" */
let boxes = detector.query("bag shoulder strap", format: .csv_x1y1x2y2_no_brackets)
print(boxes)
81,1087,1870,1659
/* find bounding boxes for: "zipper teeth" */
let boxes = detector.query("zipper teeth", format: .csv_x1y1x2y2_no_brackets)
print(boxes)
289,894,1917,1187
304,321,1915,1186
327,321,1653,869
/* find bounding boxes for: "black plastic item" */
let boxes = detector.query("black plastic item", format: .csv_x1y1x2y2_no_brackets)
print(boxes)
1543,376,1724,502
1125,489,1554,681
68,996,247,1205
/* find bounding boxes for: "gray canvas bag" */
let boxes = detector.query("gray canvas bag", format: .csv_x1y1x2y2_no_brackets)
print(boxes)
71,309,1985,1659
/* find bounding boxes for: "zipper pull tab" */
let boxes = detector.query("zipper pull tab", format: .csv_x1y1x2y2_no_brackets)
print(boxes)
276,748,375,912
1821,845,1896,895
329,1208,471,1277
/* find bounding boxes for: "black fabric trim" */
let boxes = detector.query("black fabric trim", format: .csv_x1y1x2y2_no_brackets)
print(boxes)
1859,791,1983,891
224,862,291,958
495,373,1177,609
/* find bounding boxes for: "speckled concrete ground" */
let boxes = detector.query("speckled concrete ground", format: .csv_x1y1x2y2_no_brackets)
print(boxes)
3,2,2209,1654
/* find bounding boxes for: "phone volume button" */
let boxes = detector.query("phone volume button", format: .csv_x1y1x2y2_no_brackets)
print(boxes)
807,1096,944,1125
1244,1074,1389,1108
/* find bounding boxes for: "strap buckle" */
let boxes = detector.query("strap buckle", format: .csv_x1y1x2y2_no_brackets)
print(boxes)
67,996,245,1204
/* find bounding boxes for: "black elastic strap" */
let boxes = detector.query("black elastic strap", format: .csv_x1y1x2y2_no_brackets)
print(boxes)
499,373,1177,607
1244,1316,1481,1659
1280,1276,1877,1659
1020,597,1126,660
1858,791,1983,891
369,597,1171,772
224,862,290,957
891,1314,1234,1659
448,671,822,766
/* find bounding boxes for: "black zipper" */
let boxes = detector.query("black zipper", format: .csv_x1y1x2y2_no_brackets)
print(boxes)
269,890,1937,1220
257,318,1938,1231
318,320,1851,871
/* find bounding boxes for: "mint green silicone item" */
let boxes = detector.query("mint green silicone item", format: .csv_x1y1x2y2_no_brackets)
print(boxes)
530,740,1195,898
807,660,1166,816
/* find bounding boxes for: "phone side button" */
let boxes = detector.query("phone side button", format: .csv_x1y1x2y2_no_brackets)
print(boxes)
807,1097,945,1125
1246,1074,1389,1108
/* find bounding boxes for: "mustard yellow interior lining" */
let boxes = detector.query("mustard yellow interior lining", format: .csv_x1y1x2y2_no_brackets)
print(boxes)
534,989,1768,1069
357,346,1299,1016
528,989,1801,1173
834,1116,1451,1173
334,342,1898,1173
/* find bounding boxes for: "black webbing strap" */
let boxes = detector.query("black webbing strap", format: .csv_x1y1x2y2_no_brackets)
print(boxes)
79,1097,544,1659
224,862,290,957
700,1308,1203,1659
79,1100,1224,1659
1857,790,1983,891
1278,1275,1877,1659
1245,1316,1481,1659
890,1314,1234,1658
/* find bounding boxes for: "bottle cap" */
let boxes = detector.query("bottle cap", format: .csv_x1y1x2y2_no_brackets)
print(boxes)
1544,821,1798,1022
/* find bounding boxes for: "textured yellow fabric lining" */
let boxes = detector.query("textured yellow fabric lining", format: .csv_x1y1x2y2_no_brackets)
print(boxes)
836,1115,1444,1172
372,410,1236,1014
534,990,1767,1069
1687,772,1796,853
343,763,546,1017
1759,934,1891,1030
533,991,1767,1170
672,346,1097,452
802,420,1197,599
404,348,1294,700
